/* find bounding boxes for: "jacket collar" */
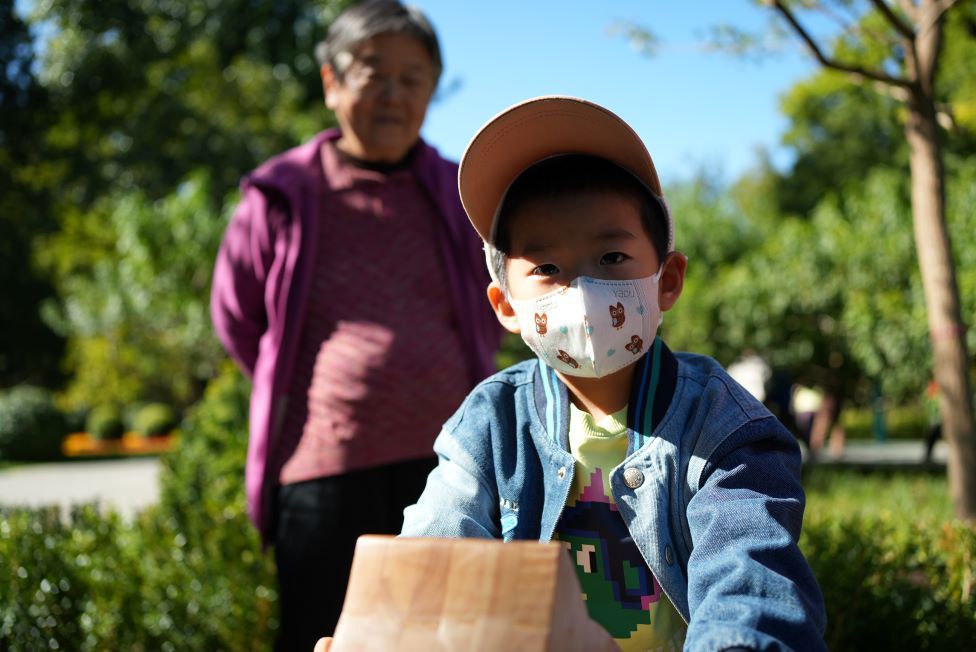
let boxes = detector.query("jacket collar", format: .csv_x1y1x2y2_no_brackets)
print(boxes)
244,128,443,203
533,337,679,457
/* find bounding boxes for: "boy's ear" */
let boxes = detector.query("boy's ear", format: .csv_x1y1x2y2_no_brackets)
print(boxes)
658,251,687,312
487,282,522,334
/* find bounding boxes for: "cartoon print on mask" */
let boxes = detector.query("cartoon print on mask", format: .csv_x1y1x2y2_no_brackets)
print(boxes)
609,302,626,329
557,350,580,369
557,469,663,638
625,335,643,355
535,312,548,336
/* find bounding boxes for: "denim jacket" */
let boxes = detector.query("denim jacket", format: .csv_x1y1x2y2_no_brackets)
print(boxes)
402,339,826,651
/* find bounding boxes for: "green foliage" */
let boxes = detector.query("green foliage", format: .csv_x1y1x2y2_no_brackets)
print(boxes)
8,0,349,407
940,4,976,139
0,502,276,651
27,0,350,208
495,332,533,370
802,468,975,647
131,403,179,437
0,4,64,388
776,75,905,218
39,172,231,411
157,361,255,558
763,2,976,220
3,454,972,649
841,403,929,441
0,362,276,651
0,386,67,461
666,154,976,406
662,171,761,364
86,405,124,441
804,467,954,523
802,515,976,648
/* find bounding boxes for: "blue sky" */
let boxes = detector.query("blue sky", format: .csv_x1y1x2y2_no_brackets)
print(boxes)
417,1,822,185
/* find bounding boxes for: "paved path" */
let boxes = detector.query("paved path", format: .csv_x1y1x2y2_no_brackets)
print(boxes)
806,439,948,469
0,457,161,518
0,440,952,520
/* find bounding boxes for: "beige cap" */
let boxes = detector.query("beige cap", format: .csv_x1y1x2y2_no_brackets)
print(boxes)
458,95,671,250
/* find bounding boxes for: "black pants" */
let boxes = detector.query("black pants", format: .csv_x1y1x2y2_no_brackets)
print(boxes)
272,456,437,652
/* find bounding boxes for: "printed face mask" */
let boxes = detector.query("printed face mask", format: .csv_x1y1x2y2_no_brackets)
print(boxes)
509,272,663,378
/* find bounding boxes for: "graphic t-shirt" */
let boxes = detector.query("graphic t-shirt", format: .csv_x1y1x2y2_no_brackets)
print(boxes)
554,404,686,652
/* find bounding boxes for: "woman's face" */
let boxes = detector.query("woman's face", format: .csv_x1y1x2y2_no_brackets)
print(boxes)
322,32,437,163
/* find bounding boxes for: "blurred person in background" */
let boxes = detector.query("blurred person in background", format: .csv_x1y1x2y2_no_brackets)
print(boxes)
210,2,501,649
727,350,771,403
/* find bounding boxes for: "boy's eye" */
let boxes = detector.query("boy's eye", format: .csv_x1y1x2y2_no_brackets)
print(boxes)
600,252,628,265
530,263,559,277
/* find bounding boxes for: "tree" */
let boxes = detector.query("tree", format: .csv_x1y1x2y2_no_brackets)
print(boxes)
762,0,976,522
643,0,975,515
665,169,869,441
26,0,350,209
0,2,64,387
38,173,230,410
18,0,350,407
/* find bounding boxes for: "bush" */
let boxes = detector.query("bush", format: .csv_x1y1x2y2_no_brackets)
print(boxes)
2,492,972,650
0,503,276,651
842,403,929,440
801,467,975,647
0,362,277,651
131,403,179,437
801,515,976,649
11,363,968,649
86,405,125,440
0,385,68,461
158,362,254,546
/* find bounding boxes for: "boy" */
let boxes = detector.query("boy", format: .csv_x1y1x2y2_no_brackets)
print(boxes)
401,96,826,651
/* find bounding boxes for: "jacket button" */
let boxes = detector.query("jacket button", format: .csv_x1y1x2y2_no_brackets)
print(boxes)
557,467,567,480
623,467,644,489
665,545,674,565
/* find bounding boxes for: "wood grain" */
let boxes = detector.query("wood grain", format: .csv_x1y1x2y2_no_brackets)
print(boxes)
328,535,618,651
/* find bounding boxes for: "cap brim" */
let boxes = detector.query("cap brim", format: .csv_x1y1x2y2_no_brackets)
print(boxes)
458,95,664,244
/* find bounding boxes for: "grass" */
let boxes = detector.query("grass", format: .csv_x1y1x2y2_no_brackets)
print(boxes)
841,404,931,440
803,466,954,523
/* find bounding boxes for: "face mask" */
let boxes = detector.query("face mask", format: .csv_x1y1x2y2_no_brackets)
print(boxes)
509,271,663,378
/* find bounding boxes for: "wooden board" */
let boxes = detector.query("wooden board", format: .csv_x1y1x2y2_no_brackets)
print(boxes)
325,535,617,652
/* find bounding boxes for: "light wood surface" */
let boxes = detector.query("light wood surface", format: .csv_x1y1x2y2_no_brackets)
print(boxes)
324,535,618,651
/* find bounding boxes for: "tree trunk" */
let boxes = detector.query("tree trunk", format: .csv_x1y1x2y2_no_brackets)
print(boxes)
905,2,976,522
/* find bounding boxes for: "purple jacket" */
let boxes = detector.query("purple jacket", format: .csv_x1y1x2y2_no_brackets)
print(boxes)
210,129,502,540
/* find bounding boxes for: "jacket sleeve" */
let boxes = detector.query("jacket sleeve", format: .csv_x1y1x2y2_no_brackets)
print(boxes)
683,418,827,652
400,422,501,540
210,184,280,378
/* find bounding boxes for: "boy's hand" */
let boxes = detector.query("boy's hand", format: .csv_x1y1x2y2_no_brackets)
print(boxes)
313,637,331,652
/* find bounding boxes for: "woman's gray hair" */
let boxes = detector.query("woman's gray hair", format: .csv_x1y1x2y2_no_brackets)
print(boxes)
315,0,443,83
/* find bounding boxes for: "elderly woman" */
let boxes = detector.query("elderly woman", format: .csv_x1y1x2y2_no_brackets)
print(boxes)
210,1,501,649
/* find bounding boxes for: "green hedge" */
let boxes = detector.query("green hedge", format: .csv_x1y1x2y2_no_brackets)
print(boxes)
85,405,125,441
0,363,276,651
3,503,972,649
0,385,68,461
2,363,974,649
802,514,976,649
0,503,276,651
841,404,930,440
131,403,179,437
